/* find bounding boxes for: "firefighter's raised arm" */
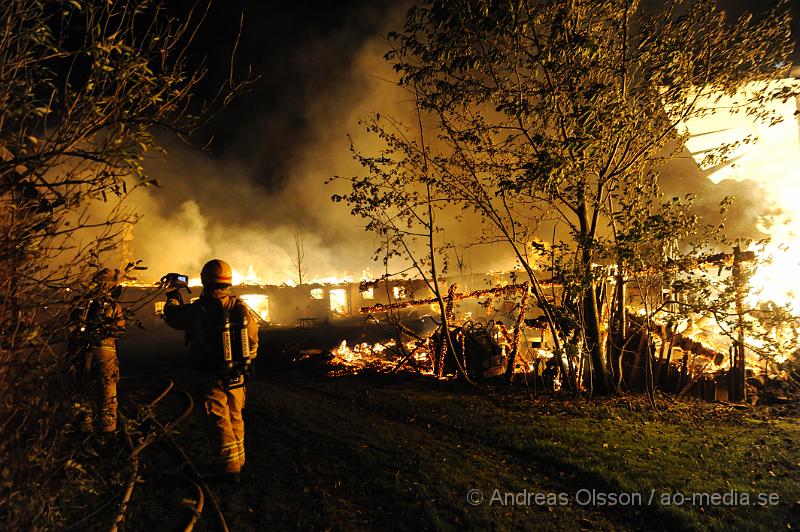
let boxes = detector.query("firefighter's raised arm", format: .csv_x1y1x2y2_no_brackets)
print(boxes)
163,287,192,330
161,273,192,330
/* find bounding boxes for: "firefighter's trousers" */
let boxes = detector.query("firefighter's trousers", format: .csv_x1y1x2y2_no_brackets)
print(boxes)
203,382,246,474
86,343,119,433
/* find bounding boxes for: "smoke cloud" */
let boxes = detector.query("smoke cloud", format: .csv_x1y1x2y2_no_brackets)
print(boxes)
129,3,412,284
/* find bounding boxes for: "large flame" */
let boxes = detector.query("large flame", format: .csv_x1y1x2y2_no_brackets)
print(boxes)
184,267,375,288
748,221,800,313
680,78,800,315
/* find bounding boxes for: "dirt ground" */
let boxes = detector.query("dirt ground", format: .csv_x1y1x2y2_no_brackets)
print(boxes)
112,324,800,531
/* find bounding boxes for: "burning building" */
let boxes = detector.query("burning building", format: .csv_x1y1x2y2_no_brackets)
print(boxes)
114,65,800,401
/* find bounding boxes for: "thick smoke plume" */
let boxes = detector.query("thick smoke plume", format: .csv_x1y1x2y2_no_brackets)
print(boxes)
129,4,412,284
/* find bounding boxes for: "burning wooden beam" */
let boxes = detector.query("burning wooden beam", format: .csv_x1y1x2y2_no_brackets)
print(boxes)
666,250,756,272
358,282,533,314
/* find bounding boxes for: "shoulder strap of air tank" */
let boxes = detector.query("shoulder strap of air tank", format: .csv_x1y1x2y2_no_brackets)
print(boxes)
231,295,248,314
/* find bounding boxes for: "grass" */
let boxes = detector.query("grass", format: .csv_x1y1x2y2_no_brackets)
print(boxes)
111,331,799,532
154,366,798,532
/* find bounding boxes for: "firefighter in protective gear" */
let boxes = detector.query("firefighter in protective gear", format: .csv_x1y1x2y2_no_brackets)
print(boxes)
78,268,125,433
163,259,259,481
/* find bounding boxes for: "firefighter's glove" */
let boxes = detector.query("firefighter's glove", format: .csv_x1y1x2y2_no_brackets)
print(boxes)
166,289,181,302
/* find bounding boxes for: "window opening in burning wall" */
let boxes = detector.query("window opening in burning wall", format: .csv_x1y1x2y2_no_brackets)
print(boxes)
361,287,374,300
241,294,269,322
393,286,407,299
329,289,347,314
310,288,324,300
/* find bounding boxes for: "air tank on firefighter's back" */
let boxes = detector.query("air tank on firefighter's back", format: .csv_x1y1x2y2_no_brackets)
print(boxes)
230,304,251,372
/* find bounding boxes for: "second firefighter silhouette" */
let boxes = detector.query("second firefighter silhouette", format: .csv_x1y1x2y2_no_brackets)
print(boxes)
164,259,258,480
73,268,125,434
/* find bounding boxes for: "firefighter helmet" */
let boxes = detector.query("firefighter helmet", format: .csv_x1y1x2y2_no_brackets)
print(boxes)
201,259,233,286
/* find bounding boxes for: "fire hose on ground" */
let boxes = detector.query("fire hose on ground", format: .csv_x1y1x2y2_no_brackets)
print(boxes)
110,376,230,532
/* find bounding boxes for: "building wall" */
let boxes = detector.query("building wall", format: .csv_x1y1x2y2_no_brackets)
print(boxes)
122,272,537,329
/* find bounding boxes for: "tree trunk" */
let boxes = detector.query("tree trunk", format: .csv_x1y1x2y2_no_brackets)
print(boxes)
577,197,611,395
584,284,611,394
609,274,626,393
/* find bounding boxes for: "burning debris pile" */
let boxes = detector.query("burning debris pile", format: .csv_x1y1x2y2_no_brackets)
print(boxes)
292,339,429,377
291,282,548,382
297,323,531,381
642,315,800,404
330,339,427,376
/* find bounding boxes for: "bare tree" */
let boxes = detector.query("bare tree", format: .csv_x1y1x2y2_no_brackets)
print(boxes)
333,91,479,384
0,0,250,527
290,229,310,285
